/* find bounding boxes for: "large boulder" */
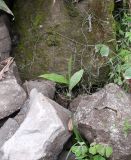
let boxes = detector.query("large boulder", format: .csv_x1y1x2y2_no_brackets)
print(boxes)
0,118,19,149
13,0,115,84
0,89,71,160
0,62,27,119
0,15,11,61
74,83,131,160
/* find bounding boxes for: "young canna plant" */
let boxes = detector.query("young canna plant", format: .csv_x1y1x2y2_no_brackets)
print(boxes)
39,56,84,98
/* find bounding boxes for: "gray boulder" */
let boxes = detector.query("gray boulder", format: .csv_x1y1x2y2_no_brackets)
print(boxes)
0,62,27,119
0,15,11,61
0,118,19,149
23,79,56,99
74,83,131,160
0,89,71,160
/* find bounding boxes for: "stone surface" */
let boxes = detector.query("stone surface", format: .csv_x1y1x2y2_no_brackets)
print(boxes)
13,0,115,84
0,15,11,61
0,89,71,160
23,79,56,99
74,83,131,160
0,62,27,119
69,94,87,113
58,151,75,160
0,118,19,149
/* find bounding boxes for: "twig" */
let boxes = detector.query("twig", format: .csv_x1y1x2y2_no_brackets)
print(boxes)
0,57,14,80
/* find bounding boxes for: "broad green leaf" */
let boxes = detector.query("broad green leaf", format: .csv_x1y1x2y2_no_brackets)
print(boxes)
105,146,113,158
0,0,14,16
69,69,84,91
124,67,131,79
95,44,110,57
89,146,97,155
93,155,106,160
39,73,68,84
96,144,105,156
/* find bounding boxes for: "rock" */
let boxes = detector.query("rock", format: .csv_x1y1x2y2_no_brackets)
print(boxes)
0,118,19,148
74,83,131,160
23,79,56,99
58,151,75,160
69,94,87,113
0,89,71,160
13,0,115,84
14,100,29,125
0,15,11,61
0,62,27,119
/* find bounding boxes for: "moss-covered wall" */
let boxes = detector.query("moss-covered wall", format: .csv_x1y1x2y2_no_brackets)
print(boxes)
13,0,116,84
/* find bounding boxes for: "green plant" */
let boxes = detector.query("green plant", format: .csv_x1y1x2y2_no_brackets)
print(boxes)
123,119,131,137
0,0,14,16
95,13,131,90
95,44,110,57
67,125,113,160
39,57,84,97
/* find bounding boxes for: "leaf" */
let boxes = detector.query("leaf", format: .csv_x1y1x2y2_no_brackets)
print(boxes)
68,56,73,81
39,73,68,84
105,146,113,158
69,69,84,91
93,155,106,160
0,0,14,16
95,44,110,57
73,125,84,142
124,67,131,80
89,146,97,155
125,32,131,42
95,144,105,156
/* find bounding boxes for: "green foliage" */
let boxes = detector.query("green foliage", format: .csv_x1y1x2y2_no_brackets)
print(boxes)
68,126,113,160
40,57,84,97
0,0,14,16
95,44,110,57
39,73,68,84
69,69,84,93
95,13,131,89
123,119,131,136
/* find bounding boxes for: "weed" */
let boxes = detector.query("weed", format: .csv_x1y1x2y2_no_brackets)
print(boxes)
95,13,131,90
123,119,131,137
39,56,84,98
67,125,113,160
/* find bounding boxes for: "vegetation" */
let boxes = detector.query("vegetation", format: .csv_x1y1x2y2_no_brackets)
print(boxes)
123,119,131,137
0,0,13,16
67,125,113,160
94,12,131,91
40,57,84,98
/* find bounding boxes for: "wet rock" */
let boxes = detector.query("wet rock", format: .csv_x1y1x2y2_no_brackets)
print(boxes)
0,62,27,119
0,89,71,160
23,79,56,99
74,83,131,160
0,118,19,148
0,15,11,61
14,0,115,84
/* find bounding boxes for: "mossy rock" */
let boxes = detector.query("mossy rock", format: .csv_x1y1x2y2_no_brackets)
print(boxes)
13,0,116,85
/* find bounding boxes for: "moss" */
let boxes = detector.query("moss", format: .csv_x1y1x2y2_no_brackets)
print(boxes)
46,26,61,46
46,34,60,46
64,1,79,17
33,14,44,27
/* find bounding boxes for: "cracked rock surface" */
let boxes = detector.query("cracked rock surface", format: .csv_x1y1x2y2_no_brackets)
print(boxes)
74,83,131,160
